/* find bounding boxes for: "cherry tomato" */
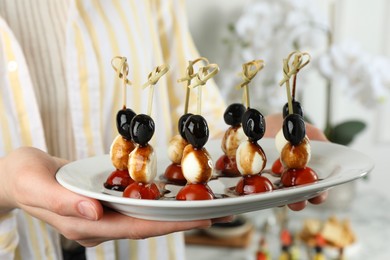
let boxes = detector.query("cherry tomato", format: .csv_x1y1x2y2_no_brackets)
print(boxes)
123,182,160,200
164,163,186,185
271,158,284,175
235,175,273,195
280,167,318,187
104,169,134,191
257,252,269,260
215,155,225,171
176,183,215,200
215,155,240,177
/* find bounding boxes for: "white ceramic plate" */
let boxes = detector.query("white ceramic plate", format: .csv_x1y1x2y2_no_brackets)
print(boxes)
56,138,373,221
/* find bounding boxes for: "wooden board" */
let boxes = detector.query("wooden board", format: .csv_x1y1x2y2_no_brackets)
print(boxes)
184,227,254,248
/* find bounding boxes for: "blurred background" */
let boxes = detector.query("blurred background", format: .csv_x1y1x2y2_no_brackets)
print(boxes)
186,0,390,196
184,0,390,259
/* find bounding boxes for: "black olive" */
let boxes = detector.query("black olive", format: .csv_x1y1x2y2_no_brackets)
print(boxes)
130,114,155,146
282,100,304,118
241,108,266,142
116,108,136,140
184,115,209,149
282,113,306,145
178,113,193,140
223,103,246,126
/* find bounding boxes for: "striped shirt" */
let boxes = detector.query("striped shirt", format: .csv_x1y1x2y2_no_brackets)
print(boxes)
0,0,226,259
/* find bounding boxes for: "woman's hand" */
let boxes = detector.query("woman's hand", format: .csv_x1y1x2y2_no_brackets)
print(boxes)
0,147,231,247
265,114,328,210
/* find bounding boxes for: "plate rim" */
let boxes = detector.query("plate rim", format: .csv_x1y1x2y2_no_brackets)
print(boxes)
56,138,374,214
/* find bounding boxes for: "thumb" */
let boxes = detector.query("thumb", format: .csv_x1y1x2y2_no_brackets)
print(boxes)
10,148,103,220
41,182,104,221
42,158,104,220
52,158,104,220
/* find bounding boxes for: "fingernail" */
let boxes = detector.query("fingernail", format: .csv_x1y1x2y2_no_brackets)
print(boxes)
77,201,98,220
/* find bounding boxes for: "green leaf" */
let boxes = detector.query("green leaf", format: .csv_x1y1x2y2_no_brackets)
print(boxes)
227,23,235,33
326,120,366,145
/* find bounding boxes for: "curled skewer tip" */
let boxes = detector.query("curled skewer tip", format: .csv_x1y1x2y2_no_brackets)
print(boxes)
236,59,265,108
142,64,170,89
111,56,132,86
279,51,311,86
187,63,219,115
177,57,209,83
112,56,132,109
142,64,170,116
279,51,311,115
177,57,210,115
188,63,219,89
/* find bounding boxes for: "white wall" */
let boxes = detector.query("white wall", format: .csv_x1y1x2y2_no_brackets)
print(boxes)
186,0,390,194
331,0,390,145
186,0,390,144
186,0,250,68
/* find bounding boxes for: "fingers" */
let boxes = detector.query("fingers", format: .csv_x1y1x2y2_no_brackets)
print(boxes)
287,191,328,211
21,174,103,220
308,191,328,204
306,124,328,141
264,114,283,138
24,205,216,247
7,147,103,220
287,200,307,211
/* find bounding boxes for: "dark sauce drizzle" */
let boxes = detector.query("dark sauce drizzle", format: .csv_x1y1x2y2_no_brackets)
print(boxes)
103,166,322,200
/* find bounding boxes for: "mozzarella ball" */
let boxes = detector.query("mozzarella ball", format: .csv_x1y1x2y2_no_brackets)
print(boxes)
167,134,188,164
280,137,311,169
181,145,213,184
128,145,156,183
275,128,288,154
110,134,135,170
221,126,247,158
236,140,267,176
